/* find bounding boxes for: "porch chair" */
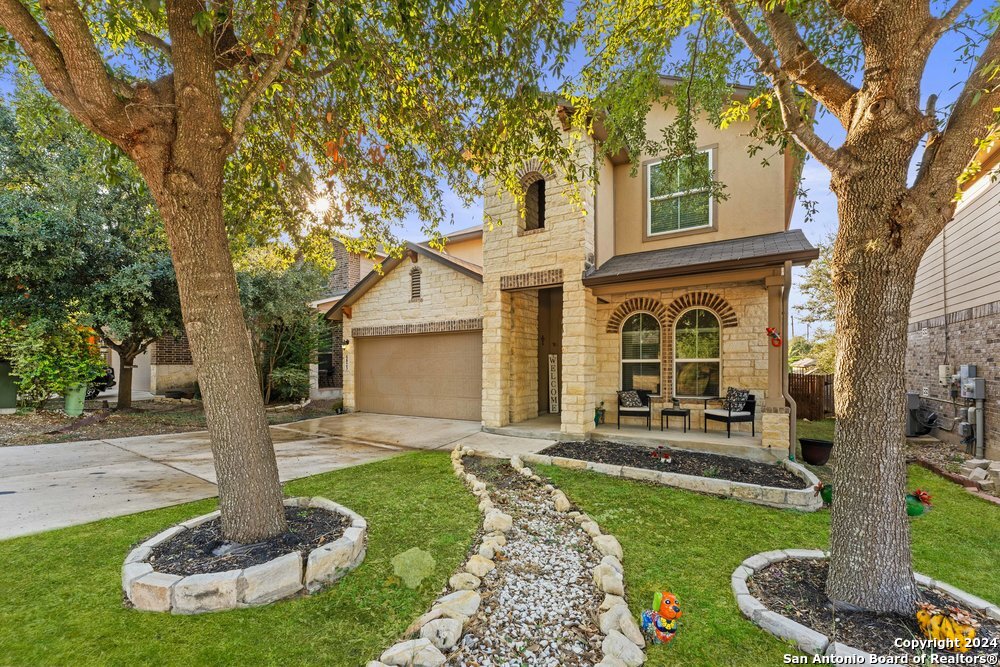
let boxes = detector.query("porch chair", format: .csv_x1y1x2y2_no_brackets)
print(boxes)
704,388,756,438
617,389,653,430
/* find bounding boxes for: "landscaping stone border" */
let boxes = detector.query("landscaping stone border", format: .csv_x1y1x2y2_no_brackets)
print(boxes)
732,549,1000,663
369,447,646,667
122,497,367,614
520,453,822,512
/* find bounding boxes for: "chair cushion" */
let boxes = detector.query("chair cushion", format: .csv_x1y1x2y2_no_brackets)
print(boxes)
618,390,643,408
723,387,750,411
705,408,751,418
619,406,650,413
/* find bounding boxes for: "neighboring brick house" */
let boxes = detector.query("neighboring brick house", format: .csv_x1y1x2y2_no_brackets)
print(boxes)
329,81,818,460
906,142,999,460
148,239,370,397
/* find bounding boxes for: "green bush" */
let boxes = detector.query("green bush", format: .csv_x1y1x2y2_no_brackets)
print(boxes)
268,366,311,402
0,317,106,406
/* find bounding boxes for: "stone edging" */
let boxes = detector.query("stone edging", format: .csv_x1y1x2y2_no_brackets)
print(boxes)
732,549,1000,661
122,497,367,614
369,447,647,667
520,453,822,512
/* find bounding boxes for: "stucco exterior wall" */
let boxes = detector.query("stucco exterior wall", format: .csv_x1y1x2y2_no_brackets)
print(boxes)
596,283,771,435
342,255,483,411
438,236,484,266
607,107,790,260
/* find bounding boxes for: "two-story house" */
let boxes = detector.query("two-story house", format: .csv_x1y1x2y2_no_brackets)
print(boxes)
328,86,818,459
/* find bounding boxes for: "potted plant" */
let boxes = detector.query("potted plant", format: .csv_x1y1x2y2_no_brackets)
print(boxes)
799,437,834,465
594,401,606,427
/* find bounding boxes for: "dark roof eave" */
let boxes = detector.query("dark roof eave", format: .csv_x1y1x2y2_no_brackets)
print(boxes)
582,248,819,287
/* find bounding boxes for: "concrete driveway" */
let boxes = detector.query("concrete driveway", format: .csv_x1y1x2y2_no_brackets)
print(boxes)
0,413,552,539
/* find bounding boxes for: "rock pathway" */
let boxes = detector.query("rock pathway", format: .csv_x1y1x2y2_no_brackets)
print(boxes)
372,448,645,667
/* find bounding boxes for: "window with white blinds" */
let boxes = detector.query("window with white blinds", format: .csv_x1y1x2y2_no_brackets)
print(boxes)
647,150,713,236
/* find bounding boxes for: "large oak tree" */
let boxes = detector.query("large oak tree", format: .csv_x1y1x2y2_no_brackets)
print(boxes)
1,0,575,543
570,0,999,613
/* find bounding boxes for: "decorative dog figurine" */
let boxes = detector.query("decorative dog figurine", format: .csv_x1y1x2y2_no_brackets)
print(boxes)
641,591,682,644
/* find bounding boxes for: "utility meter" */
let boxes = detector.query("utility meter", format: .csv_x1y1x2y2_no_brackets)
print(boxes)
962,377,986,400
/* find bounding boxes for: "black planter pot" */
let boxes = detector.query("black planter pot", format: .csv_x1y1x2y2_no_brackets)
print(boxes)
799,438,834,466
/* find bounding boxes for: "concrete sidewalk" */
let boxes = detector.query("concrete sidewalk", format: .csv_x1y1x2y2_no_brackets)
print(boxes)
0,413,552,539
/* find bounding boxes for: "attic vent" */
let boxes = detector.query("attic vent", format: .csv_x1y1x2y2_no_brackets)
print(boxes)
410,266,422,301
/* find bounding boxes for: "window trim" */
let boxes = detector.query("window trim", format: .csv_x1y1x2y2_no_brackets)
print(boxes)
619,311,662,395
644,148,717,240
672,306,722,398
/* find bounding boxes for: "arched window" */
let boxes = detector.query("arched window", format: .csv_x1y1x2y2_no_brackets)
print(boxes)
621,313,661,393
523,174,545,231
410,266,422,301
674,308,721,397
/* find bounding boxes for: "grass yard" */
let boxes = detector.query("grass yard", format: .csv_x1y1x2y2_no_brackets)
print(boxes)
542,463,1000,667
0,452,477,667
1,449,997,666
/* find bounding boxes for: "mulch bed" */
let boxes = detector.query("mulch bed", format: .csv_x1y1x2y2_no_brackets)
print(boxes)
148,506,348,576
540,441,807,490
750,558,1000,657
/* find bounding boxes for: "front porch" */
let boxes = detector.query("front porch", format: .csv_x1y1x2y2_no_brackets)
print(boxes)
484,413,781,463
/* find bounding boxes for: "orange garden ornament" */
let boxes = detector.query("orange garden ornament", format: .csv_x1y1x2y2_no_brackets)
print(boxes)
641,591,682,644
766,327,782,347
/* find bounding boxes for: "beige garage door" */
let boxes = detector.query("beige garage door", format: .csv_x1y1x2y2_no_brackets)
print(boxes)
355,331,483,421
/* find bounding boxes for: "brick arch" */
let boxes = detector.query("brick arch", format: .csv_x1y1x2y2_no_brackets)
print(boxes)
605,297,669,333
665,292,738,328
518,158,555,184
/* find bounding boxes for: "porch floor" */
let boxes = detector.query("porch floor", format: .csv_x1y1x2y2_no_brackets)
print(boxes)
486,414,781,463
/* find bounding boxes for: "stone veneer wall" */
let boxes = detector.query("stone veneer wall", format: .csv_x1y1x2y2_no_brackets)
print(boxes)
906,301,1000,460
596,283,771,435
342,255,483,412
481,146,598,436
150,333,197,393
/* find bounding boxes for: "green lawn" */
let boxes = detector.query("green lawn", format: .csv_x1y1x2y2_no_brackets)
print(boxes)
0,452,477,667
542,463,1000,667
2,449,997,667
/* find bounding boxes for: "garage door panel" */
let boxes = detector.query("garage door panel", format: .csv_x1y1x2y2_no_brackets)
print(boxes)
355,331,482,421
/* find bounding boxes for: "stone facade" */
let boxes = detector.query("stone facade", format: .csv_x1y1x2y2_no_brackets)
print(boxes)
481,150,598,437
906,301,1000,460
595,283,771,434
342,254,483,411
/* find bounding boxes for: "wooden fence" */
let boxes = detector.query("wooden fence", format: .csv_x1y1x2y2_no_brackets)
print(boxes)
788,373,834,421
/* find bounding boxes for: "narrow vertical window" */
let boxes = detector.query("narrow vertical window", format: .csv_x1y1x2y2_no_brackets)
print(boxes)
410,266,422,301
621,313,661,393
523,174,546,231
674,308,721,397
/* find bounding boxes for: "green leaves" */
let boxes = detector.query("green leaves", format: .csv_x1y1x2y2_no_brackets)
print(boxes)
191,10,215,36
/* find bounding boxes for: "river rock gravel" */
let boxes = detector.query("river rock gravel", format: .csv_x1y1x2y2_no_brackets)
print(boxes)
454,457,604,667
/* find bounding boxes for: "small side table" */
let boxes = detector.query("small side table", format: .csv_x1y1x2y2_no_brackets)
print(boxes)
660,407,691,433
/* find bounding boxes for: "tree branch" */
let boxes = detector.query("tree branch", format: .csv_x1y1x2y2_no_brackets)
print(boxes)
913,27,1000,204
826,0,889,28
0,0,89,123
137,30,172,59
759,2,859,126
225,0,309,153
718,0,849,172
39,0,126,133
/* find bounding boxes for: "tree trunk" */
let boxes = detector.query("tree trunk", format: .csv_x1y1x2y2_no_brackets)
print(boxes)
152,174,288,544
825,177,922,614
117,352,134,410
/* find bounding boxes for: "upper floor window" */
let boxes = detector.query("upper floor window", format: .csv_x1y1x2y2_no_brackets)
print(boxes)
523,174,546,231
621,313,661,394
410,266,422,301
647,150,713,236
674,308,721,397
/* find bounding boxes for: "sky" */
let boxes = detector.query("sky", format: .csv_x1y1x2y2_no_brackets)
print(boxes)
2,1,995,332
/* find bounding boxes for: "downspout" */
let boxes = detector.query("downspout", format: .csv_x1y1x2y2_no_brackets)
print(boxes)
781,260,798,460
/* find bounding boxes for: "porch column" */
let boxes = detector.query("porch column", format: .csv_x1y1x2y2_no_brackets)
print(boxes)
342,319,356,411
561,280,597,437
482,286,512,428
763,275,791,453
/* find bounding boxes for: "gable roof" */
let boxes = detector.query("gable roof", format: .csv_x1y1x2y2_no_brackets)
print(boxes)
582,229,818,287
325,241,482,320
